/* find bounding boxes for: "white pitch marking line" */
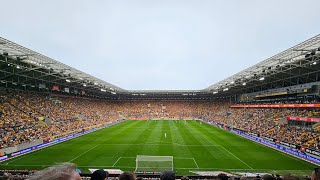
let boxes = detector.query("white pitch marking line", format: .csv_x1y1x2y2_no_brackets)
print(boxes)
69,144,100,163
218,145,253,169
112,157,122,167
98,143,220,147
174,157,194,159
193,158,199,169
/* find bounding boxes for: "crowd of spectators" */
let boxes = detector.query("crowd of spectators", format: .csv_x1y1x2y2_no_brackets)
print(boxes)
206,106,320,150
0,89,319,152
0,90,118,149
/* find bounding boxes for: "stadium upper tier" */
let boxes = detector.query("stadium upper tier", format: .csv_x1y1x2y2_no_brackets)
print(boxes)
0,35,320,99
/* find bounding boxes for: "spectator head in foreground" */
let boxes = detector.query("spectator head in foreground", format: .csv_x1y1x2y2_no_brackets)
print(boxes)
239,176,247,180
312,168,320,180
217,173,228,180
119,172,136,180
282,175,300,180
160,171,175,180
91,169,109,180
181,176,189,180
262,174,276,180
27,162,81,180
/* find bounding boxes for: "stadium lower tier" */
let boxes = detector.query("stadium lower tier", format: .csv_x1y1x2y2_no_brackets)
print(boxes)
0,120,316,176
0,89,319,156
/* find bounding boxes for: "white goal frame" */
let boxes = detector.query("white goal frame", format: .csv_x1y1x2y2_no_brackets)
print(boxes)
135,155,174,172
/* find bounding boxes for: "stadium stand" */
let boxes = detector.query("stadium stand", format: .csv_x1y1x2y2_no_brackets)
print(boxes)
0,88,319,152
206,105,320,150
0,34,320,179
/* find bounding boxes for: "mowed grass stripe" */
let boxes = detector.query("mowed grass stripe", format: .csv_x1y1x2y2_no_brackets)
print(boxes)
115,120,162,168
169,121,198,169
75,121,140,167
70,120,144,167
171,121,202,169
4,121,138,166
183,121,250,169
163,121,174,158
0,120,316,175
189,120,316,170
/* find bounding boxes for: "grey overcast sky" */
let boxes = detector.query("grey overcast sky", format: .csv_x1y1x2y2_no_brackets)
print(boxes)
1,0,320,90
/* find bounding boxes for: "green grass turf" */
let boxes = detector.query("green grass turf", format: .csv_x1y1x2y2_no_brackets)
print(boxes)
0,120,317,176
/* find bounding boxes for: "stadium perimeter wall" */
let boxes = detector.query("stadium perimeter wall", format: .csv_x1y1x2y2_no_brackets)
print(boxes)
0,139,43,156
0,120,124,162
201,120,320,166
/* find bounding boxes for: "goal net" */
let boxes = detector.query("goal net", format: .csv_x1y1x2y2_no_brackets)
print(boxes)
135,155,173,172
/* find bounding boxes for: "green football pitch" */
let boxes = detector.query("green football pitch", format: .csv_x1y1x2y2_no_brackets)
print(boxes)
0,120,317,176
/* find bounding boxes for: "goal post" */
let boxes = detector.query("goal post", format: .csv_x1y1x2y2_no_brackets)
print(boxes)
135,155,173,172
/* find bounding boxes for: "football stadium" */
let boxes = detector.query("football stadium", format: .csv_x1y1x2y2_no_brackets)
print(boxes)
1,1,320,180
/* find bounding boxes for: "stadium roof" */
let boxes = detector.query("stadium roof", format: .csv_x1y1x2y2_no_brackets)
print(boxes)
204,34,320,95
0,37,125,92
0,35,320,100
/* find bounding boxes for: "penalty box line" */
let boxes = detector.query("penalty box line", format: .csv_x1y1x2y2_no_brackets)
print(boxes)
69,144,100,163
112,157,121,167
68,124,128,163
112,157,135,167
193,158,199,169
174,157,199,169
218,145,253,170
